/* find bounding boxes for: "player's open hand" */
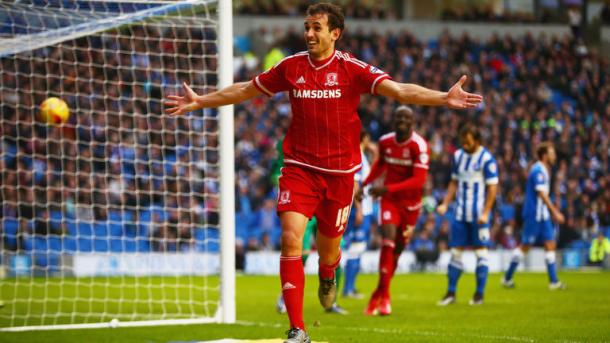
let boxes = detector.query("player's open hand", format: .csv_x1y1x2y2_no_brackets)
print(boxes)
447,75,483,110
164,82,200,116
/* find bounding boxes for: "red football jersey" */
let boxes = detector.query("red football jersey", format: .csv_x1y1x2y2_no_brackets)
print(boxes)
364,131,429,205
253,50,391,174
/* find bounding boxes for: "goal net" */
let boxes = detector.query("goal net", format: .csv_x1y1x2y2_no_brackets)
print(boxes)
0,0,235,331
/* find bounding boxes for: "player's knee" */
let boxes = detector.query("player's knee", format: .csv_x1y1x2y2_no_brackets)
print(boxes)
381,225,397,240
280,230,303,254
450,248,462,263
347,242,366,257
475,249,488,266
510,247,524,262
381,238,396,248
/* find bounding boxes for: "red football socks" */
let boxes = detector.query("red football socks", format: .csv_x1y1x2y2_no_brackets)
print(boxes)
319,251,341,280
280,255,305,330
377,239,396,296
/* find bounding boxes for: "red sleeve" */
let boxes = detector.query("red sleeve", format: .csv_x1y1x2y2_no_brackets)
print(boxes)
386,167,427,193
363,158,386,186
345,55,391,95
363,145,386,186
252,58,291,97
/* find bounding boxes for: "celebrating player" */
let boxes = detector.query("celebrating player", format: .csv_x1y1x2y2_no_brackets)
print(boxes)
502,142,566,290
436,123,498,306
164,3,482,342
362,106,429,316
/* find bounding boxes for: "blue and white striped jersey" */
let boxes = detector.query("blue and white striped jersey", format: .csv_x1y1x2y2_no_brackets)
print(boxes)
451,147,499,222
522,161,551,221
354,150,373,216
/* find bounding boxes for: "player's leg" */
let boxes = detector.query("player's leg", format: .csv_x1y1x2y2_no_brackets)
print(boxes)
276,166,321,339
438,220,466,305
503,245,527,287
277,216,317,314
470,223,490,305
503,218,536,287
364,218,399,315
302,217,317,265
342,213,357,297
543,222,565,289
471,248,489,305
325,235,348,314
314,171,355,311
365,201,399,315
315,229,343,310
343,215,370,298
279,211,310,330
392,207,418,275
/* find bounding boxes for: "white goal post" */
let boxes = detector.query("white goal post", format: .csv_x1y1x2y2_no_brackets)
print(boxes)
0,0,234,331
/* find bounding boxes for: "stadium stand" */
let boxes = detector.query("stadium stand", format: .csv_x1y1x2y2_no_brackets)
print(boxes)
1,23,608,271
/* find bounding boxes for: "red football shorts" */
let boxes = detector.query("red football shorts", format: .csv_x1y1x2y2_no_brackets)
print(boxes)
277,165,355,238
379,198,421,234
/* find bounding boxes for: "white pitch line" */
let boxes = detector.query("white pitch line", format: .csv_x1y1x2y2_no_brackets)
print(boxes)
235,320,540,342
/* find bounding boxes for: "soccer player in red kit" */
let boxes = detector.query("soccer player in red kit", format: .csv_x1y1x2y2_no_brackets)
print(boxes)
361,106,429,316
165,3,482,342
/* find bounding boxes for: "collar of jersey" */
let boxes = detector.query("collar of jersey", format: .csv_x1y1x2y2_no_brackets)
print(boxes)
308,50,337,70
393,131,413,146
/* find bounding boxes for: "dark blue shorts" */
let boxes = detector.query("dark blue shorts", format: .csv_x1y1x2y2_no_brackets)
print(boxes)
521,218,555,245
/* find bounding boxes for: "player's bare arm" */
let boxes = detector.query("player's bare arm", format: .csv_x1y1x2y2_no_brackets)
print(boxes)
376,75,483,109
537,190,565,224
437,180,458,215
477,183,498,225
164,81,261,116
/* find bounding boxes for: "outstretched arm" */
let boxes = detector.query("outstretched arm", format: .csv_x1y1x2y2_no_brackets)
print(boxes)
376,75,483,109
164,81,262,116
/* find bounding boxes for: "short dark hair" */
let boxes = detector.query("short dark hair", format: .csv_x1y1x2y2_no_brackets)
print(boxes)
306,3,345,37
536,141,554,160
394,105,413,115
458,122,481,142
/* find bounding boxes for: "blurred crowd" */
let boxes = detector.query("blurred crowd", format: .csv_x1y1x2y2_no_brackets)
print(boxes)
1,18,609,267
236,0,391,19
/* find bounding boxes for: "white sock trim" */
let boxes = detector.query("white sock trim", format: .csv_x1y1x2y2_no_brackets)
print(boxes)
511,248,524,262
545,251,556,264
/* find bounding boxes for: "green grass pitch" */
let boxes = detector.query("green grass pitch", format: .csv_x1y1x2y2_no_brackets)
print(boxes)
1,272,610,342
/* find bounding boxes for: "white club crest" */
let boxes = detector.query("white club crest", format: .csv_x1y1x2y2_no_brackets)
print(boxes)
369,66,384,74
324,73,338,87
278,190,291,205
488,163,497,174
419,153,429,164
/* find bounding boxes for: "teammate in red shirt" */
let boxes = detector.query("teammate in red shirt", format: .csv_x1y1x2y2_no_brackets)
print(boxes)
361,106,429,316
165,3,482,342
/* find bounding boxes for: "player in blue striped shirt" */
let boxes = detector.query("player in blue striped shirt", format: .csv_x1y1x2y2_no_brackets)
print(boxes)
502,142,566,290
437,123,498,306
